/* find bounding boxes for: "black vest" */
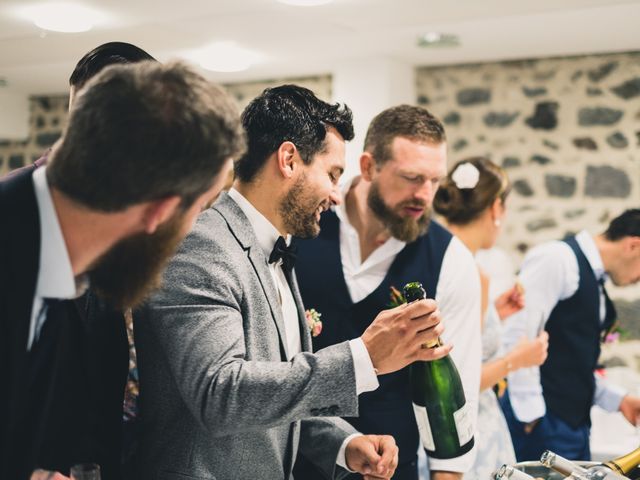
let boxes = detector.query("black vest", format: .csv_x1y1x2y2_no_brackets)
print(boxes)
294,210,452,467
540,236,615,428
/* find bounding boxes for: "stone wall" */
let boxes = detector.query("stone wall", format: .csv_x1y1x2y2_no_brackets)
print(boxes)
0,95,68,176
0,74,332,177
416,51,640,339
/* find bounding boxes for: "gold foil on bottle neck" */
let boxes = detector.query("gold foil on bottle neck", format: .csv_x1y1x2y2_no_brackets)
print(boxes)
424,338,442,349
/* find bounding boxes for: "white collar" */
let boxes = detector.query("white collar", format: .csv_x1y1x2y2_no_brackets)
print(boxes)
227,188,291,259
576,229,606,281
33,166,79,299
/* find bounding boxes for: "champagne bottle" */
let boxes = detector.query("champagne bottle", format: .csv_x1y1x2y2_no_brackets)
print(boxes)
603,446,640,478
404,281,474,459
541,450,589,477
541,451,629,480
495,464,536,480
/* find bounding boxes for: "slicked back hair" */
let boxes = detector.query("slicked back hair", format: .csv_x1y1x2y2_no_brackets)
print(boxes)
69,41,156,90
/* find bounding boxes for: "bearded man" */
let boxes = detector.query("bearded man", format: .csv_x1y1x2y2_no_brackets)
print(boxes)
0,61,245,480
294,105,481,480
134,86,451,480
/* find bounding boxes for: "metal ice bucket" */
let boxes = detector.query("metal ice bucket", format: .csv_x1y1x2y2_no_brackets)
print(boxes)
512,461,600,480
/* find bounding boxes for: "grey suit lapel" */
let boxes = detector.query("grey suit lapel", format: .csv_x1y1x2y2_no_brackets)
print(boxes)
289,271,312,352
213,193,290,360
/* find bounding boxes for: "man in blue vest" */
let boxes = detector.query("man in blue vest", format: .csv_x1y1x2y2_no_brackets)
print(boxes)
501,209,640,461
294,105,481,480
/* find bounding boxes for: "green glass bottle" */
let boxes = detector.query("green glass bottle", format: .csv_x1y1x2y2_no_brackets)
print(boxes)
403,281,474,459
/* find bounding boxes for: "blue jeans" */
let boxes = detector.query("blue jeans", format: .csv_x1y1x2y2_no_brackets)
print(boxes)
500,390,591,462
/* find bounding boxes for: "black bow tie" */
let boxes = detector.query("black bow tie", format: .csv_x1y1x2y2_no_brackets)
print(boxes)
269,236,297,274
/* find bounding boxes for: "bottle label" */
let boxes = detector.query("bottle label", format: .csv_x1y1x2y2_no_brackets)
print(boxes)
412,403,435,451
453,402,474,446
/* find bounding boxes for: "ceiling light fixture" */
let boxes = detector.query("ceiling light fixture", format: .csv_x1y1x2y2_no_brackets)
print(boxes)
191,42,264,73
277,0,334,6
17,3,108,33
417,32,460,48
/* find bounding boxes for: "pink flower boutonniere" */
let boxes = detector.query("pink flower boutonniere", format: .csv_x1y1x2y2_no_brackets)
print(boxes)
602,322,627,344
305,308,323,337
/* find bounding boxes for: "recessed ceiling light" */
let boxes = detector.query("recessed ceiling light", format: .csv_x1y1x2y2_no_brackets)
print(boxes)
417,32,460,48
17,3,108,33
190,42,264,73
277,0,333,6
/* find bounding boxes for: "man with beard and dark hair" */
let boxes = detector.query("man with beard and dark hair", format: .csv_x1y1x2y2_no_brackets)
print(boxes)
0,60,245,480
294,105,482,480
0,42,158,478
134,85,451,480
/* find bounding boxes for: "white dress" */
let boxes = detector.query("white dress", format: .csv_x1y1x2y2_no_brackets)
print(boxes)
466,304,516,479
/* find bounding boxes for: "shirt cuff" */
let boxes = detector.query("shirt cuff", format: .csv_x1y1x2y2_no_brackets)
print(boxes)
594,377,627,412
349,338,379,395
336,433,363,471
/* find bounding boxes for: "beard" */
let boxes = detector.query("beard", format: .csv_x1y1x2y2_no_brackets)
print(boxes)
367,180,431,243
279,172,326,239
87,213,186,309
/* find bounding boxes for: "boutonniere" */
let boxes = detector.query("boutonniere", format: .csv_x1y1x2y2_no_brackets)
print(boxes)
305,308,323,337
603,322,627,344
388,285,407,308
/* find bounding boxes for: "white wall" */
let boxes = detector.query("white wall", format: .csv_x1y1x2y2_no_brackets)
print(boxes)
0,89,29,140
332,57,415,182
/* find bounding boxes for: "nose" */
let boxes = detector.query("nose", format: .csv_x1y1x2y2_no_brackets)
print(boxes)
330,184,342,206
414,180,435,205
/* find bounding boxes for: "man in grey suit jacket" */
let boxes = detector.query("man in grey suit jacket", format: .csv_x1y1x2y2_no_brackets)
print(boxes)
135,85,450,480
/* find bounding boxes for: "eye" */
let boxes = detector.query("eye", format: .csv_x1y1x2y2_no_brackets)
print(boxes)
329,172,338,184
402,175,421,183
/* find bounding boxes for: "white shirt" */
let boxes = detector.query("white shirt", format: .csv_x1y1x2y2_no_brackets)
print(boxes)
227,188,378,470
503,230,626,422
27,166,84,351
334,181,482,473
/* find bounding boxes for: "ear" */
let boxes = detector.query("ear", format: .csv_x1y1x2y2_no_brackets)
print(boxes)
276,141,297,179
360,152,377,181
490,197,503,221
625,236,640,254
141,196,182,234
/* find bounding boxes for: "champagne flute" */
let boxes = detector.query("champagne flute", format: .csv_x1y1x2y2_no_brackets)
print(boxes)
70,463,101,480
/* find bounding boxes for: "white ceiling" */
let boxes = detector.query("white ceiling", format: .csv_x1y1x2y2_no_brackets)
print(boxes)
0,0,639,96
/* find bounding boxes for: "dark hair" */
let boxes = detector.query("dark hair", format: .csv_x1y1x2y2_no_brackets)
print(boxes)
364,105,446,167
234,84,354,183
433,157,510,225
604,209,640,240
69,41,156,89
48,60,246,211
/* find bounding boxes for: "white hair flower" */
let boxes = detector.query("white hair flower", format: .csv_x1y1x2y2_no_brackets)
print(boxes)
451,162,480,189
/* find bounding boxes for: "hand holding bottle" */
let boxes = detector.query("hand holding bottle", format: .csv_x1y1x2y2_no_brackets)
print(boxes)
506,331,549,370
361,299,451,375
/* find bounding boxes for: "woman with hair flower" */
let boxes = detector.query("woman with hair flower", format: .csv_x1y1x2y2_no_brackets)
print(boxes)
433,157,549,479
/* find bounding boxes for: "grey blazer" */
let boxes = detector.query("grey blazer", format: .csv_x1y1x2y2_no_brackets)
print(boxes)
134,193,359,480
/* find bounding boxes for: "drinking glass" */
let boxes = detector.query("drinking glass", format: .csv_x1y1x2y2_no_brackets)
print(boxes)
70,463,101,480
